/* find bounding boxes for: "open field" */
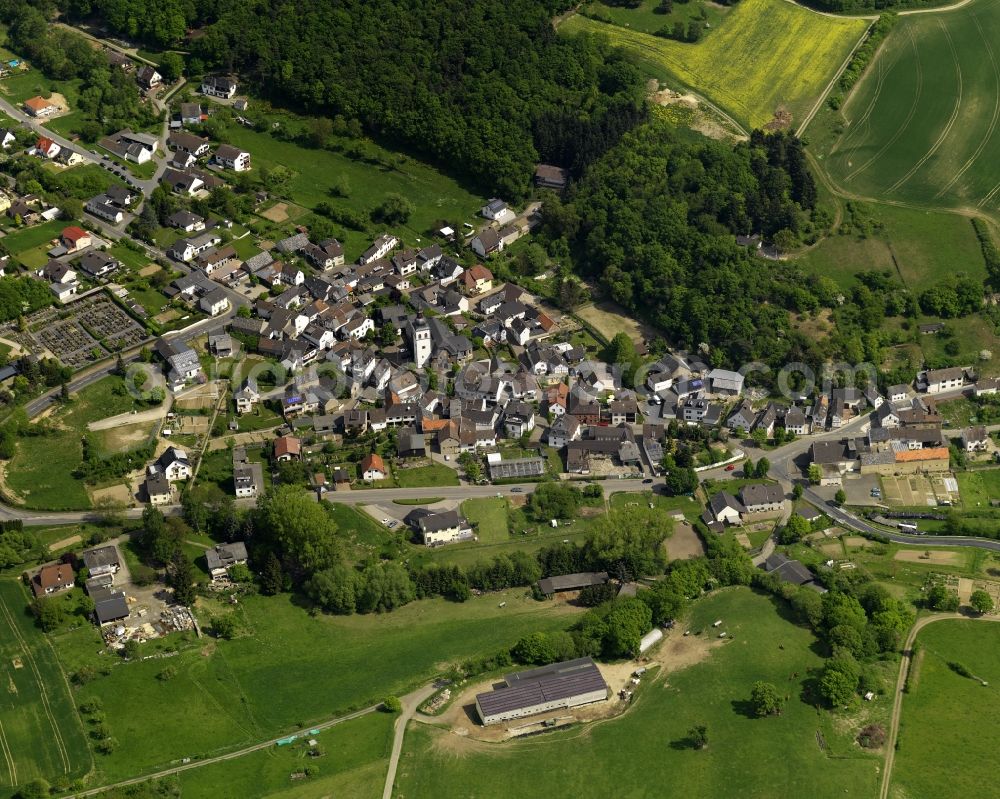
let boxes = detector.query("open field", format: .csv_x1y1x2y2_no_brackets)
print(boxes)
3,219,65,255
214,118,484,258
817,0,1000,214
391,462,459,488
957,469,1000,509
891,620,1000,799
44,588,584,784
5,376,143,509
0,580,91,791
175,710,392,799
396,587,881,799
797,205,986,289
560,0,867,129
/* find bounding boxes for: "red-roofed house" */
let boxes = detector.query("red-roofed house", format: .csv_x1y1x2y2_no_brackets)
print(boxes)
35,136,60,159
360,453,386,481
23,96,57,117
460,264,493,295
273,435,302,461
32,562,75,597
61,226,92,252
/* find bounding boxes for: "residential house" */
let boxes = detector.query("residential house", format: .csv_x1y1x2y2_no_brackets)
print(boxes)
471,227,503,258
481,199,515,225
23,96,57,117
273,435,302,461
213,144,251,171
136,65,161,89
962,426,990,453
726,399,757,432
460,264,493,295
201,75,238,98
702,492,745,528
31,563,75,597
413,509,472,546
920,367,968,394
168,210,206,232
161,167,204,196
359,234,398,265
83,546,120,579
34,136,60,159
534,164,569,191
85,196,124,224
145,472,172,505
205,542,249,581
150,447,192,481
360,453,387,481
78,251,119,278
740,483,784,514
61,226,91,253
168,130,211,156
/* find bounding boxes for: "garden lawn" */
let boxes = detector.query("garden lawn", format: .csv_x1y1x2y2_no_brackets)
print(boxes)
560,0,867,129
391,462,459,488
462,498,509,545
3,219,66,254
0,579,92,791
396,587,881,799
176,711,393,799
891,620,1000,799
109,244,153,271
957,469,1000,510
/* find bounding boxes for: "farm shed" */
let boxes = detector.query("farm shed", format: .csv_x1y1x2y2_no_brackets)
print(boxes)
475,657,609,726
536,571,609,597
639,628,663,653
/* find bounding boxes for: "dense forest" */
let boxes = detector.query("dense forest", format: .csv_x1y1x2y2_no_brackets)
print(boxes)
539,122,826,369
45,0,647,196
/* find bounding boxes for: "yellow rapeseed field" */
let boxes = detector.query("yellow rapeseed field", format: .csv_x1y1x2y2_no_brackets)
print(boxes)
561,0,868,129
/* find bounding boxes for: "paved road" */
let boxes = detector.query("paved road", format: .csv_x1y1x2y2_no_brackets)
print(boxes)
63,702,383,798
879,612,1000,799
382,684,437,799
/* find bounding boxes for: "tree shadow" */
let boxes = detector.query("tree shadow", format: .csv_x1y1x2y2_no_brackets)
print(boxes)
669,735,702,751
730,698,758,719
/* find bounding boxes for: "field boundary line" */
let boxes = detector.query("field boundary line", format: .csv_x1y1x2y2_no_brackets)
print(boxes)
886,18,963,193
0,593,71,774
798,18,875,136
835,48,886,151
0,718,16,787
844,26,923,183
934,14,1000,198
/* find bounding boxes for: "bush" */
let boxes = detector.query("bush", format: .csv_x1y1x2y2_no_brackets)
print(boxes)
382,695,402,713
857,723,886,749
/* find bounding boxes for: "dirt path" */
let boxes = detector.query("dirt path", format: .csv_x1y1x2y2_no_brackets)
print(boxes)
382,684,438,799
87,396,171,431
880,612,1000,799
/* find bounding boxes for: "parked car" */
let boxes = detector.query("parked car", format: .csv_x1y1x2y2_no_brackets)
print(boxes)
642,478,653,484
511,487,523,493
725,464,736,471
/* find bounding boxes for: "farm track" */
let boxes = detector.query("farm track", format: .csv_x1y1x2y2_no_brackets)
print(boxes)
836,48,886,150
934,13,1000,198
886,19,963,193
0,594,71,776
0,717,15,786
844,27,923,183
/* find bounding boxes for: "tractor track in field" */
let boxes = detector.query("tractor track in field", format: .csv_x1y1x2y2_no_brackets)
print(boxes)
0,718,15,787
844,26,923,183
0,595,71,775
934,13,1000,198
886,19,963,193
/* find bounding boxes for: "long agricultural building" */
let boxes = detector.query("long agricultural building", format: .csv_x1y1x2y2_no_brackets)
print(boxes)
475,657,609,726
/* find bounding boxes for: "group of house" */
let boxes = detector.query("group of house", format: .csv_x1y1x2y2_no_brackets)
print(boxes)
809,384,959,484
30,544,130,626
30,225,122,301
701,483,786,533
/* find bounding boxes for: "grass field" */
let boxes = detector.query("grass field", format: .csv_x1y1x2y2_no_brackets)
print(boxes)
461,498,509,544
957,469,1000,509
0,580,92,791
891,619,1000,799
391,463,459,488
560,0,868,129
3,219,65,255
5,376,142,509
214,118,485,258
43,588,584,783
396,587,881,798
817,0,1000,214
176,711,393,799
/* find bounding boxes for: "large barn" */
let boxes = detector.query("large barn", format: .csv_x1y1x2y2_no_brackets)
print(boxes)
475,657,609,726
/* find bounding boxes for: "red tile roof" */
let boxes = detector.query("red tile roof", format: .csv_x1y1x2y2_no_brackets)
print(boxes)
62,226,88,243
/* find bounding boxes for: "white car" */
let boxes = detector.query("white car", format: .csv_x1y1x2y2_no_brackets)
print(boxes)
381,518,391,525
